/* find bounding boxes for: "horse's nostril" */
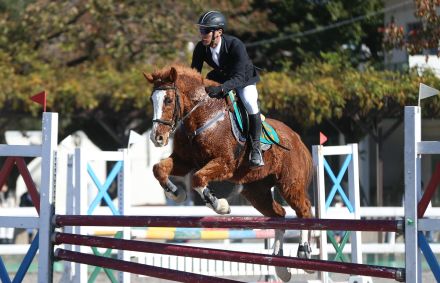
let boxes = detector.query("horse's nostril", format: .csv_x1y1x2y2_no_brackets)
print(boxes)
157,135,164,143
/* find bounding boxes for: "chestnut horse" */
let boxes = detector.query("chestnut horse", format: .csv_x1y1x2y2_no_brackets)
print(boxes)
144,65,313,281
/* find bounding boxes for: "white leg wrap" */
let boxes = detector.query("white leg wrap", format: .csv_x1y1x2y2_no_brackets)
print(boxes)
215,198,231,215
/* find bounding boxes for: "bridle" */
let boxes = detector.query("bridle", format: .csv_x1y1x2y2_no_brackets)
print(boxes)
151,83,209,134
151,83,181,133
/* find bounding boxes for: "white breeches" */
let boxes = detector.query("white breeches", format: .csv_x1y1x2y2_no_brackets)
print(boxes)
236,84,259,114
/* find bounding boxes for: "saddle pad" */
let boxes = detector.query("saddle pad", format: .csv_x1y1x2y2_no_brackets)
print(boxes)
227,91,280,146
228,112,271,151
261,118,280,145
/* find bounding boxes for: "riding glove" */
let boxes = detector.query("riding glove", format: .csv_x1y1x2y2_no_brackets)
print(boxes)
205,85,225,99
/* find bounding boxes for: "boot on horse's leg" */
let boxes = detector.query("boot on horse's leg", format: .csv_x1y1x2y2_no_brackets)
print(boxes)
297,230,314,274
248,112,264,168
162,179,187,203
195,187,231,214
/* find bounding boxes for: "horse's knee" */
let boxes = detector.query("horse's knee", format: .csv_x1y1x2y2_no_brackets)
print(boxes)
152,163,166,183
153,159,174,184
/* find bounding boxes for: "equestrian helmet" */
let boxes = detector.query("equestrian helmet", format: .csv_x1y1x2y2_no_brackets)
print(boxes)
197,11,226,31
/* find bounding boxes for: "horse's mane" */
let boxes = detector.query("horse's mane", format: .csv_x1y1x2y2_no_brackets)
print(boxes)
151,64,218,100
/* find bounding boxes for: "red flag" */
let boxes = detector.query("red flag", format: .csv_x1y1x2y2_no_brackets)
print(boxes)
31,91,47,112
319,132,328,145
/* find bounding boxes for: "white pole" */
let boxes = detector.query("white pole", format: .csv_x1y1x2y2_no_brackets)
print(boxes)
312,145,329,283
404,106,422,283
118,148,131,283
61,154,75,282
349,143,362,264
74,148,88,283
38,112,58,283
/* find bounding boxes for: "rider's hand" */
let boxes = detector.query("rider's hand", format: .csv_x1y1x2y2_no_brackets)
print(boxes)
205,85,224,99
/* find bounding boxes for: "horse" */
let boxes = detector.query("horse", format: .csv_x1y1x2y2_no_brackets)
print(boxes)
144,65,314,282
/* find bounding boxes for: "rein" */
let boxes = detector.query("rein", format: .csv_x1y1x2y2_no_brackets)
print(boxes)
152,83,224,138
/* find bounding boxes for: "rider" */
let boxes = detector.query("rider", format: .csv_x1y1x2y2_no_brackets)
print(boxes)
191,10,264,168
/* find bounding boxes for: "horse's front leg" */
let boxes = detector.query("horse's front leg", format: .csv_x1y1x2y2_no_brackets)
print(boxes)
153,153,192,203
192,158,233,214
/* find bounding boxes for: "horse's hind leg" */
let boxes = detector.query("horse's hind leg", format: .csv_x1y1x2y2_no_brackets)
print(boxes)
278,181,314,272
241,180,291,283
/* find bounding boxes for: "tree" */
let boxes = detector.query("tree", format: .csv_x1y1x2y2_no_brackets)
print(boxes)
382,0,440,56
258,52,440,138
0,0,204,147
0,0,438,152
239,0,384,70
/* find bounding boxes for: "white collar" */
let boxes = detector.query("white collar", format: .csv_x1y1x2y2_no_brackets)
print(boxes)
210,36,222,54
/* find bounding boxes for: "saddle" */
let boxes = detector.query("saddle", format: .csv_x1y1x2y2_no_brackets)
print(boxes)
225,91,280,151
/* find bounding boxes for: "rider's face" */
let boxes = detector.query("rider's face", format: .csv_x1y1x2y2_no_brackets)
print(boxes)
199,28,222,47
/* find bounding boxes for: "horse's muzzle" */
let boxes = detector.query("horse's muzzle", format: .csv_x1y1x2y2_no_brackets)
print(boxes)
150,130,169,147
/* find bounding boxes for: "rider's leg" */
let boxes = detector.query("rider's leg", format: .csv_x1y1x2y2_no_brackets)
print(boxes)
236,84,264,167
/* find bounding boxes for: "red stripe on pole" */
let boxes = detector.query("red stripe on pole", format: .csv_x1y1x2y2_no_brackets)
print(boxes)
418,162,440,218
0,157,15,190
54,248,243,283
54,215,401,232
30,91,47,112
15,157,40,214
54,233,404,281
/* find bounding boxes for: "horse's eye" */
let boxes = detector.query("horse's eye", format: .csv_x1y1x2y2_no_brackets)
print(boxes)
164,97,172,104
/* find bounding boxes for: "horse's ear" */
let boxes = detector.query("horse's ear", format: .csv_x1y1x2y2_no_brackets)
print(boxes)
170,67,178,82
143,72,154,83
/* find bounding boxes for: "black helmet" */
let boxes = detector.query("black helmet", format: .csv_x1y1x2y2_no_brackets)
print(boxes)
197,11,226,31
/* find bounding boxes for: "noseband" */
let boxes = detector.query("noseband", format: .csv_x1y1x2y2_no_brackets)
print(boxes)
152,83,181,133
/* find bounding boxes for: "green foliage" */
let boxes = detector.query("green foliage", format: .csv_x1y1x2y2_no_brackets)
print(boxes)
242,0,384,69
258,52,440,139
0,0,439,147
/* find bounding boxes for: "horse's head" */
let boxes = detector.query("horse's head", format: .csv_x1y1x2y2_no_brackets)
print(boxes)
144,67,181,147
144,65,206,147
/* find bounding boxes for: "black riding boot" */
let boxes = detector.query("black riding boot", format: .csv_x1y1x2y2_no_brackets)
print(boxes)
248,113,264,167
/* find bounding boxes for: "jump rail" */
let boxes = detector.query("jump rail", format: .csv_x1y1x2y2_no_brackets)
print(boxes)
54,249,241,283
54,215,403,232
53,232,405,282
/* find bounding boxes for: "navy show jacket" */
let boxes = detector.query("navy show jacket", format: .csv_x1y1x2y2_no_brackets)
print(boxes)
191,34,260,92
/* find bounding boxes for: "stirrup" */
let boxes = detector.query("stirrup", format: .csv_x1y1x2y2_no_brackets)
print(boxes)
249,149,264,167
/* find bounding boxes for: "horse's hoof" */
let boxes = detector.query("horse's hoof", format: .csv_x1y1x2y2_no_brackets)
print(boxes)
297,242,312,259
297,243,314,274
163,180,187,203
167,188,187,203
275,266,291,282
208,198,230,214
